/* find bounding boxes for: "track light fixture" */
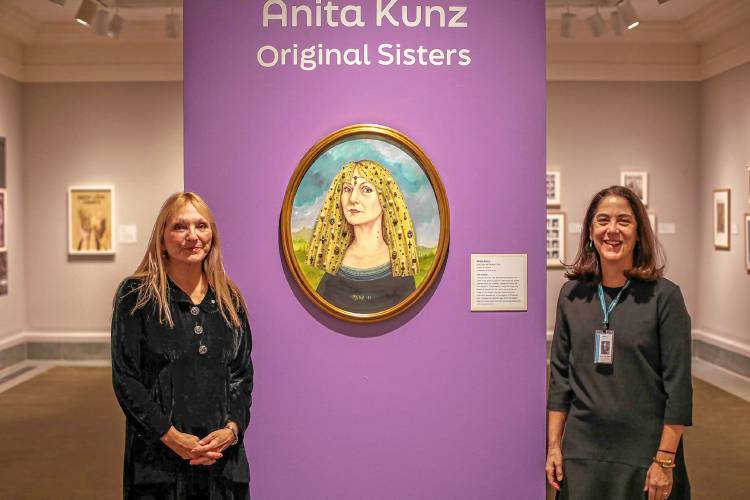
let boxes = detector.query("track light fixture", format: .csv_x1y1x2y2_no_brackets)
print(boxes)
610,10,624,36
74,0,98,26
108,11,125,39
561,9,576,39
48,0,66,6
93,8,110,36
165,11,180,39
587,8,606,38
617,0,640,30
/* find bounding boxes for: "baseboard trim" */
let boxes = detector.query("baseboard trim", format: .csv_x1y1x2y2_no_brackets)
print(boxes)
0,332,110,369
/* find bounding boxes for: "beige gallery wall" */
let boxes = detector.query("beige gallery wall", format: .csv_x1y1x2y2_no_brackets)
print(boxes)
22,82,184,333
0,74,25,339
546,81,701,330
698,62,750,349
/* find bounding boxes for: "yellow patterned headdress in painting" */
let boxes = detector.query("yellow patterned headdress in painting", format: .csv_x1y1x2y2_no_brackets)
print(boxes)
306,160,419,277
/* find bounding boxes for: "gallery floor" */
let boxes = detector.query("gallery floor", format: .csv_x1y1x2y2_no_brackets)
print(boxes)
0,366,747,499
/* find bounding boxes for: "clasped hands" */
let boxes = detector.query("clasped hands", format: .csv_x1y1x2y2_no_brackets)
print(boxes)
161,425,237,466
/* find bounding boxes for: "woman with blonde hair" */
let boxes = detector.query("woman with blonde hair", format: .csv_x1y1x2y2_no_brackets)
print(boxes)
307,159,418,314
111,192,253,499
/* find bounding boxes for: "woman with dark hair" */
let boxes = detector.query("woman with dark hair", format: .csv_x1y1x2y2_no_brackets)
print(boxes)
112,192,253,499
546,186,692,500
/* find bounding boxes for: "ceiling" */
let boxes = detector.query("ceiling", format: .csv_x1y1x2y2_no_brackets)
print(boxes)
546,0,715,22
1,0,181,24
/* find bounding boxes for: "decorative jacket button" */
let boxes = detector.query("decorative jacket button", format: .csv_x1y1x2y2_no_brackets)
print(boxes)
194,325,204,335
198,345,208,355
190,306,200,316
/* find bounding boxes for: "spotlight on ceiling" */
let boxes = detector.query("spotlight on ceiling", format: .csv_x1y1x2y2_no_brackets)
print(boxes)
74,0,98,26
617,0,640,30
108,12,125,39
93,8,110,36
657,0,673,4
587,9,606,38
610,10,623,36
48,0,66,6
165,12,180,39
561,11,576,39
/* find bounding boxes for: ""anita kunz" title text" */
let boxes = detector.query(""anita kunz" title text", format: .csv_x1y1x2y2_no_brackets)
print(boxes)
258,0,472,71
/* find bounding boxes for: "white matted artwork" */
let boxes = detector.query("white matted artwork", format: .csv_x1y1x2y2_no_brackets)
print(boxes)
68,186,115,255
546,212,565,268
546,171,561,207
0,188,6,252
745,213,750,273
470,253,527,311
621,171,648,206
713,189,730,250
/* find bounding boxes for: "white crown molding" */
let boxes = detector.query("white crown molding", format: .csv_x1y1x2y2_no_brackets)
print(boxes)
682,0,750,43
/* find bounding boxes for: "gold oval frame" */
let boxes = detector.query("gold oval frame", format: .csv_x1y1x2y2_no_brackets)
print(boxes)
280,124,450,323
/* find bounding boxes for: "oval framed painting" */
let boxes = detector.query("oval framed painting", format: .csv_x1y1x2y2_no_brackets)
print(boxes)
281,124,450,323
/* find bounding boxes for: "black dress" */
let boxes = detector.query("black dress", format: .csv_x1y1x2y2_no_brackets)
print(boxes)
111,278,253,499
548,278,692,500
316,262,416,313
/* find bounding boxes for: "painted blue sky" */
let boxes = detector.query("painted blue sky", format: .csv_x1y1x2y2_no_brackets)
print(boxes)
291,137,440,248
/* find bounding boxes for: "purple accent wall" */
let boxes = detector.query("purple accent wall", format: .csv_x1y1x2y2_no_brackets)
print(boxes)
185,1,546,498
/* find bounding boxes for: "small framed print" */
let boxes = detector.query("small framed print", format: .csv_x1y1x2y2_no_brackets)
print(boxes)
744,213,750,273
621,171,648,206
0,188,6,252
546,171,561,207
546,212,565,268
746,166,750,204
68,186,115,255
713,189,730,250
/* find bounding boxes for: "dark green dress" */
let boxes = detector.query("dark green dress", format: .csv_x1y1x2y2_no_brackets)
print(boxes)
548,278,692,500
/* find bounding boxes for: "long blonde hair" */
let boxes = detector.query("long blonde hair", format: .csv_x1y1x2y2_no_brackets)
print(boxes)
129,192,246,328
306,160,419,277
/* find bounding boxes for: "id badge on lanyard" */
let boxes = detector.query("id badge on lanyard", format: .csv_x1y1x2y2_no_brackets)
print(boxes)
594,281,630,365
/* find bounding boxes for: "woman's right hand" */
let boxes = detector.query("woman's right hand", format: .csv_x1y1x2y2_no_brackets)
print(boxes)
160,426,223,464
545,447,564,490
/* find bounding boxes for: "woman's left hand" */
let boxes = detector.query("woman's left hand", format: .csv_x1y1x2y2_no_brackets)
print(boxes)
644,462,673,500
189,428,236,465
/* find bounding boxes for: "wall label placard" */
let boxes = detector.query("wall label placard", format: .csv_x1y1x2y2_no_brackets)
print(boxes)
470,253,527,312
258,1,472,71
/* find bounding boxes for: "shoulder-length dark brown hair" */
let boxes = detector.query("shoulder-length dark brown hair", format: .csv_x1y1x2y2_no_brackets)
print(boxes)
566,185,664,282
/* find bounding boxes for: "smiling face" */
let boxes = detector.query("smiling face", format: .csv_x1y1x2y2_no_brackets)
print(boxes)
590,195,637,268
163,202,213,265
340,169,383,227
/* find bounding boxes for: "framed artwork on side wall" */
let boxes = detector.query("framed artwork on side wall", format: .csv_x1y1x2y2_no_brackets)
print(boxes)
713,189,730,250
546,212,565,268
745,213,750,273
648,212,657,240
0,188,6,252
621,171,648,206
281,124,450,323
746,166,750,204
546,171,561,207
67,186,115,255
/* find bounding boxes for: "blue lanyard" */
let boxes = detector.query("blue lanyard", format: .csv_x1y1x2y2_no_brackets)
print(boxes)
597,280,631,328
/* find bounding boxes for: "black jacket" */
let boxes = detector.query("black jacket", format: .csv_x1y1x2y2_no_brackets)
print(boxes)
111,278,253,487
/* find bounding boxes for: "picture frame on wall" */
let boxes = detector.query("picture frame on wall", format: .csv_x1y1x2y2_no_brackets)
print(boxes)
0,188,6,252
280,124,450,323
745,213,750,273
621,171,648,206
713,189,730,250
546,212,565,268
67,186,115,255
0,251,7,296
746,166,750,204
546,171,561,207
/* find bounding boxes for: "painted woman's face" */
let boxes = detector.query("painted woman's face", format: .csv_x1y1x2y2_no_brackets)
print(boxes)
341,169,383,227
590,195,637,267
163,202,213,265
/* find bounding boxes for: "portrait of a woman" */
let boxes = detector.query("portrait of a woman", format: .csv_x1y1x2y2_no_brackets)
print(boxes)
306,159,419,314
111,192,253,499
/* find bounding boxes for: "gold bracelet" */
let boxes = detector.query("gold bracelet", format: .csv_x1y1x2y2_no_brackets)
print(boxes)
652,457,676,469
